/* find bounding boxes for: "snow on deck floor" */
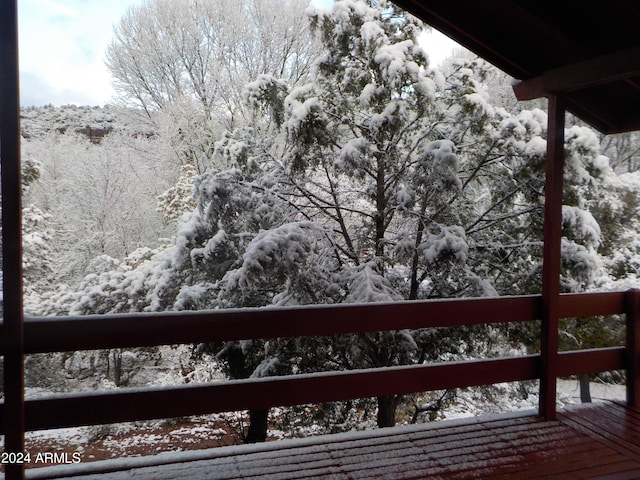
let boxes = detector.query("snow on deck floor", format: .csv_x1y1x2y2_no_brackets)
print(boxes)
22,401,640,480
16,379,627,459
0,380,628,478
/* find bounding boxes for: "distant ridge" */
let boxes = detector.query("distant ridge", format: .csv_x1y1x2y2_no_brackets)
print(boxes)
20,104,155,142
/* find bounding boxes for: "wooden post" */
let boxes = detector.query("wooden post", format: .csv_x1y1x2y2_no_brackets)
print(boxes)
626,289,640,409
0,1,25,479
539,94,565,420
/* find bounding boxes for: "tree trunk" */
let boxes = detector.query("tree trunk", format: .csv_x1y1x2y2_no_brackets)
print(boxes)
374,152,386,259
244,409,269,443
579,374,592,403
219,343,271,443
112,349,123,387
409,199,429,300
376,395,397,428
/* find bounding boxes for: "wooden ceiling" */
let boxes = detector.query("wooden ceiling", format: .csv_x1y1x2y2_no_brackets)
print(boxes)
393,0,640,134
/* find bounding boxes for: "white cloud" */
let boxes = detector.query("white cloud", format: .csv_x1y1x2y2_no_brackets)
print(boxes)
311,0,333,8
18,0,144,106
419,28,462,68
20,71,101,107
16,0,461,107
26,0,79,18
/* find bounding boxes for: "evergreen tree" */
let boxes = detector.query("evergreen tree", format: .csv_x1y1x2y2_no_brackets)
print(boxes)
34,0,623,435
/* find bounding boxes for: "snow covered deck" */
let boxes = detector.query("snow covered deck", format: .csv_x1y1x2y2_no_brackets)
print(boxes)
24,401,640,480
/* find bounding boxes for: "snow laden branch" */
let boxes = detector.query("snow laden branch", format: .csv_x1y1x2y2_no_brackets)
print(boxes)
27,0,638,439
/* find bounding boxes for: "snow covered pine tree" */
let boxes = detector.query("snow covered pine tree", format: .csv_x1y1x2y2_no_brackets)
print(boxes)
40,0,617,436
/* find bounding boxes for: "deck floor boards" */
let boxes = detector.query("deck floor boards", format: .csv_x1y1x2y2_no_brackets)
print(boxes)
23,402,640,480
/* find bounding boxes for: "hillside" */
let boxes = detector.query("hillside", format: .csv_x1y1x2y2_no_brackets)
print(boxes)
20,104,154,141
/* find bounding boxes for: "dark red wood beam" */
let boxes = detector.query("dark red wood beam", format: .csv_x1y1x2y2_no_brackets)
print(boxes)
559,291,625,318
539,94,565,420
0,0,25,479
513,45,640,101
557,347,625,377
626,289,640,408
0,344,626,434
5,356,541,432
21,296,541,354
0,292,622,357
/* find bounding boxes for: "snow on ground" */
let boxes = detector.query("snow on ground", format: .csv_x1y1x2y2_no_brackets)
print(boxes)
557,378,626,404
14,415,240,469
2,379,627,471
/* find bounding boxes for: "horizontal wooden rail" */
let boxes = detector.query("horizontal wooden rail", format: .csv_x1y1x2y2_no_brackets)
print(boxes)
559,291,626,318
18,295,542,354
557,347,626,376
0,345,624,433
4,356,540,432
0,291,632,435
3,292,624,355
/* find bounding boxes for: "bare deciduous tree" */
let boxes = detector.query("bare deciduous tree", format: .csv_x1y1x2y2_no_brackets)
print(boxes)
106,0,318,130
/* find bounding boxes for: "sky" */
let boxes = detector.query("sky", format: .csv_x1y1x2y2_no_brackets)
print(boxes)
18,0,147,106
18,0,460,107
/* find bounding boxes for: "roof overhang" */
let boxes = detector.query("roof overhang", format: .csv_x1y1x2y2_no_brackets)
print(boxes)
393,0,640,134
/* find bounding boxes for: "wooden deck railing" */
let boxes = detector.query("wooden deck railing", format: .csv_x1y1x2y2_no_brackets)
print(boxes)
1,290,638,434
